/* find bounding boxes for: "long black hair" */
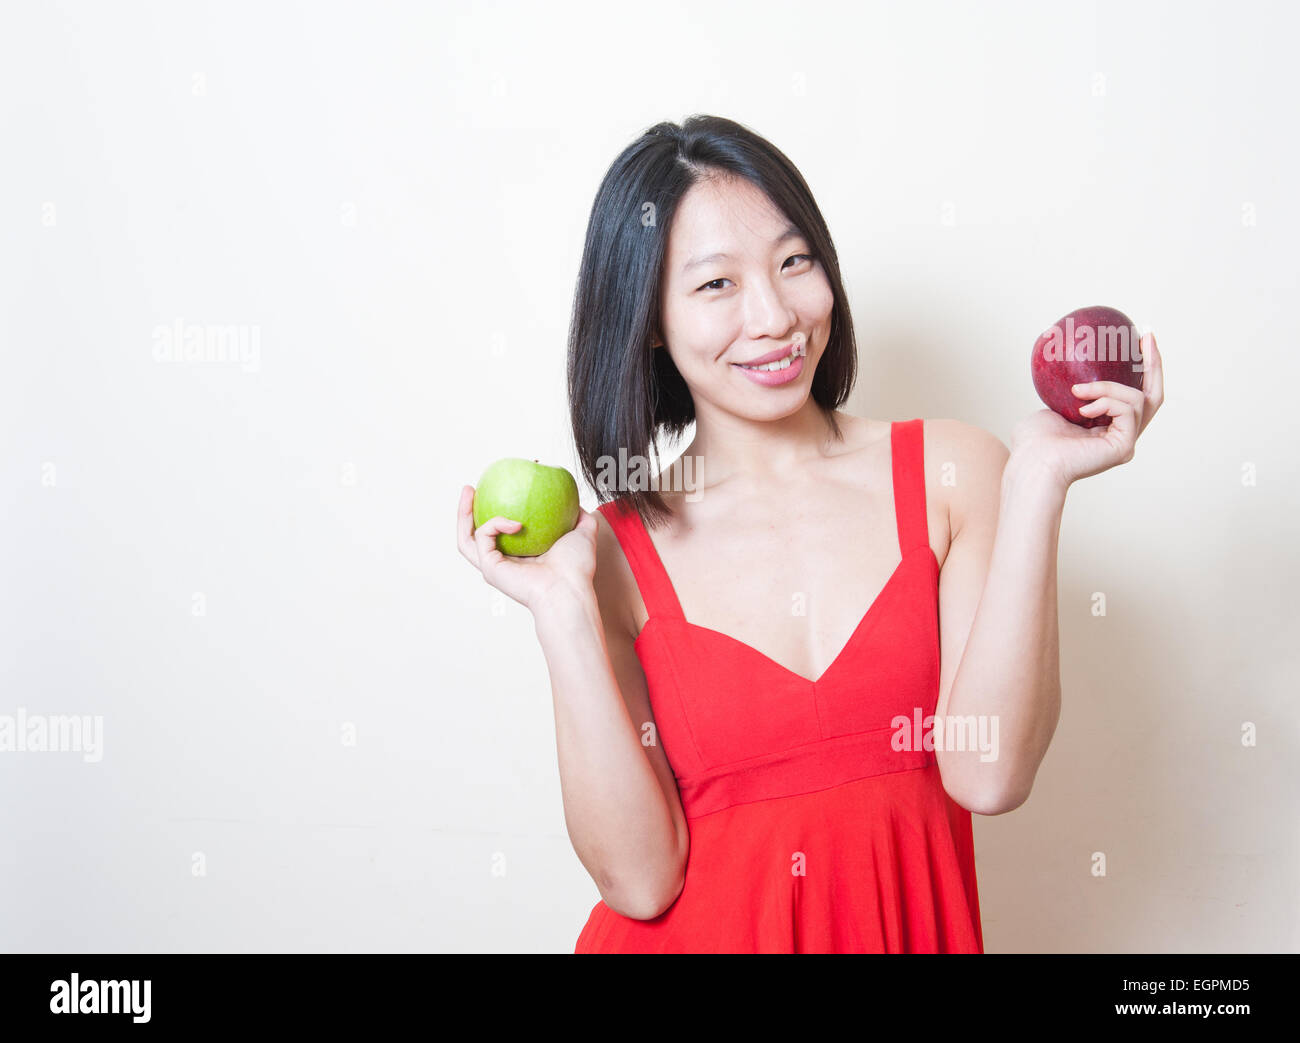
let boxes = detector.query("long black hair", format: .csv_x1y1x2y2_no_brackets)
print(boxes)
567,114,858,529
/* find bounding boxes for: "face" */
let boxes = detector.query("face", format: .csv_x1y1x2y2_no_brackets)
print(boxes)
656,175,835,420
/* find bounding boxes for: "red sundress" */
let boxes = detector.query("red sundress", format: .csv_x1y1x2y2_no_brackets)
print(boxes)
574,418,984,953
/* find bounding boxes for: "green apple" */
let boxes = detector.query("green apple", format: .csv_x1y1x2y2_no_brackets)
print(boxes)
472,457,580,557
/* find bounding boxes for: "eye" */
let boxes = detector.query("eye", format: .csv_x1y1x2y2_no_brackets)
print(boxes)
696,254,815,293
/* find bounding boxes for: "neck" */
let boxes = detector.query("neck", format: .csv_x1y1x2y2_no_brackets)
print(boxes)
683,398,844,491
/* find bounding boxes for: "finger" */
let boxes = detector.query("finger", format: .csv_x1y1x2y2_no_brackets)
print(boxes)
1077,395,1140,439
475,515,523,567
1139,331,1164,422
1074,381,1144,431
457,486,477,563
562,507,598,548
1077,395,1135,417
1072,380,1144,408
1078,396,1113,415
1078,394,1135,420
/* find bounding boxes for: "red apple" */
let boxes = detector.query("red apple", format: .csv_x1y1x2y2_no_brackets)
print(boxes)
1031,305,1144,428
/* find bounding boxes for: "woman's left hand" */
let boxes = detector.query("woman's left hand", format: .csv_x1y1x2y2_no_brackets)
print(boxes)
1009,331,1164,488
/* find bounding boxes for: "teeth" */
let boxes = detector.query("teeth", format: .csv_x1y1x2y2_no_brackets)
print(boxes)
741,351,795,372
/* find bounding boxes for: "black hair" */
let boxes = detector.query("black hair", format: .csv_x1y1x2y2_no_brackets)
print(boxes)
566,114,858,529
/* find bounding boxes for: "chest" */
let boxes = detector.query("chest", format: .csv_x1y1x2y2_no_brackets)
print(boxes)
633,479,949,685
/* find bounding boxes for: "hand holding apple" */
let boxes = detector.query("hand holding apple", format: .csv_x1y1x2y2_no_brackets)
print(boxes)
1012,309,1165,487
1031,306,1146,428
472,457,581,557
457,458,596,613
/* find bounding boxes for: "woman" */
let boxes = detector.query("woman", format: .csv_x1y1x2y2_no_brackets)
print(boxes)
456,115,1164,953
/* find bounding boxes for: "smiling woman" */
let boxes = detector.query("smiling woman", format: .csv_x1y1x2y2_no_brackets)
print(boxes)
551,115,981,953
458,113,1163,953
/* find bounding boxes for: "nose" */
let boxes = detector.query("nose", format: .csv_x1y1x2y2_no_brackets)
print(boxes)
742,274,799,344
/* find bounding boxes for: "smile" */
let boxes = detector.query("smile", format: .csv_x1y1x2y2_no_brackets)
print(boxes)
732,346,805,387
735,349,799,372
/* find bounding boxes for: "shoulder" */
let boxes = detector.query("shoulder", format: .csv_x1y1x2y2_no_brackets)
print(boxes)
920,417,1008,465
920,418,1009,537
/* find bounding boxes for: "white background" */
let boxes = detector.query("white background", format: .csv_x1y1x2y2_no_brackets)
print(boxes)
1,0,1296,952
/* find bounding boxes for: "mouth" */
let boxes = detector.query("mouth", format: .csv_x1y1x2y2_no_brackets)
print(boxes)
732,340,806,388
732,336,807,372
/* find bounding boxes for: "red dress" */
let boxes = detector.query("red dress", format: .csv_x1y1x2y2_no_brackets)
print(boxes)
574,419,984,953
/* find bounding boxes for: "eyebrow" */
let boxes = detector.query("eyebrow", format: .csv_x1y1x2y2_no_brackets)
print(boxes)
681,224,804,273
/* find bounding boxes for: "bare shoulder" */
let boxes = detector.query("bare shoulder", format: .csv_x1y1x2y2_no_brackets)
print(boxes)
922,418,1010,538
922,417,1009,468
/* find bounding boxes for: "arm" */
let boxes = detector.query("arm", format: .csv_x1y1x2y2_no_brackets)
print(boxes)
930,420,1066,815
535,512,689,918
931,330,1163,813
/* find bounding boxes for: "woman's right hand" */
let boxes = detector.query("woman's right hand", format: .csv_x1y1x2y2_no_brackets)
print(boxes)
456,485,599,613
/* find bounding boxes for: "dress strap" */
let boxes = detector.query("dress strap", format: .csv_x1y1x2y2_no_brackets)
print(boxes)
890,418,931,555
596,499,686,621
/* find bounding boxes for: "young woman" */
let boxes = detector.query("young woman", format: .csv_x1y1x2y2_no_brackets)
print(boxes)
456,115,1163,953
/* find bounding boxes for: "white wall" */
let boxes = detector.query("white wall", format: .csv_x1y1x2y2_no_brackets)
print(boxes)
1,0,1295,952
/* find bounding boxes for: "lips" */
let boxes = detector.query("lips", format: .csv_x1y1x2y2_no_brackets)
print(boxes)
734,340,803,367
734,352,804,386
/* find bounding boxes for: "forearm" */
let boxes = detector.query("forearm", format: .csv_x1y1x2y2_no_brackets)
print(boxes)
938,455,1067,812
534,592,682,918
